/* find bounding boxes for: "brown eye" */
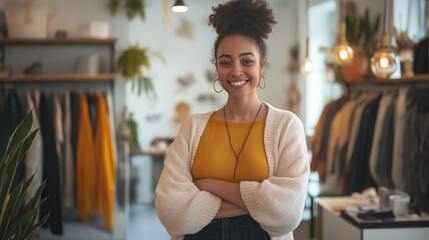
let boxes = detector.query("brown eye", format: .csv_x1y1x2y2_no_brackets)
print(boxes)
242,60,254,65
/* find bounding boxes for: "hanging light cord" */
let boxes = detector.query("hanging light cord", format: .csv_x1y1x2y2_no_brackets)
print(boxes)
305,0,309,38
224,102,263,179
383,0,389,33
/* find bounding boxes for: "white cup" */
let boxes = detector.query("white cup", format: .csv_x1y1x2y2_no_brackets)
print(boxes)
389,194,410,216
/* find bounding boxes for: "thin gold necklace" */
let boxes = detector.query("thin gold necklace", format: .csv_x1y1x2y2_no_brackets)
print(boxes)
223,102,263,179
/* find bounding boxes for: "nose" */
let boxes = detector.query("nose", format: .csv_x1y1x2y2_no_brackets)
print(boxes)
230,63,243,77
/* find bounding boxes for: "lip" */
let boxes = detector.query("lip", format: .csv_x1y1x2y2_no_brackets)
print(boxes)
227,79,249,89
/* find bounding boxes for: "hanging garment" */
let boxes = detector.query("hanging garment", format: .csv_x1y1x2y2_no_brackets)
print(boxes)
52,94,65,210
0,90,9,114
347,95,381,194
374,94,396,189
311,96,348,180
392,88,409,191
76,93,97,223
94,93,116,230
19,91,44,205
0,91,24,189
413,37,428,74
403,87,429,213
345,93,379,173
369,92,395,188
39,93,63,235
70,92,79,163
104,90,118,163
323,96,361,195
63,90,75,210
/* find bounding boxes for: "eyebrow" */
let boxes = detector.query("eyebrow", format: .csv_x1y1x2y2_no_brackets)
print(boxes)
217,52,255,59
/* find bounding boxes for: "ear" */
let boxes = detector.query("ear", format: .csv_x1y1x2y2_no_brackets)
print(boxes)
260,59,265,75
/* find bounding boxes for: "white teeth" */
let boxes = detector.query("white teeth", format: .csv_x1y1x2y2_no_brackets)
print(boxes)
231,81,246,86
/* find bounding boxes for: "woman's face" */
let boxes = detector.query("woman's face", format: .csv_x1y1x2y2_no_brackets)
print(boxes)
216,35,265,99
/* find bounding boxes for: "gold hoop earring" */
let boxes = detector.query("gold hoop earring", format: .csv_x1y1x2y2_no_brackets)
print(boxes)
213,79,224,93
258,75,266,89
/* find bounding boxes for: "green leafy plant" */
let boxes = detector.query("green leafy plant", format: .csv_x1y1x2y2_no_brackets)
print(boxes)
127,112,140,152
0,110,49,240
345,8,381,58
107,0,146,21
116,43,165,96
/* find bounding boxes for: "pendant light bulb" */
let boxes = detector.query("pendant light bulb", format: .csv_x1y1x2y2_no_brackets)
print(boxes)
301,58,313,74
332,21,354,65
301,38,313,74
371,33,397,78
172,0,188,13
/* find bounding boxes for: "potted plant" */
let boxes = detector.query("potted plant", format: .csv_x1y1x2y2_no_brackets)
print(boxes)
107,0,146,21
340,7,380,82
0,110,49,240
116,43,165,96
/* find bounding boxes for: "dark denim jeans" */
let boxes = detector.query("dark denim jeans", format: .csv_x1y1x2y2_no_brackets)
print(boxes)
184,214,270,240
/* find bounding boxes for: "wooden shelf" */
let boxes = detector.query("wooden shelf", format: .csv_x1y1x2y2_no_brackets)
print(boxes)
0,38,117,45
344,74,429,86
0,73,117,83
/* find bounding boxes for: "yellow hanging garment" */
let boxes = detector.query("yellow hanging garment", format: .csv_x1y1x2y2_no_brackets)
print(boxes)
76,93,97,222
94,93,116,230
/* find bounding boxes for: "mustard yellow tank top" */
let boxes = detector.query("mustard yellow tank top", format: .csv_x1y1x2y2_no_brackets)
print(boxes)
192,116,269,183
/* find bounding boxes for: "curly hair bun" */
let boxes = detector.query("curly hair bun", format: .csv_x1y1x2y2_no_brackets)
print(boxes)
209,0,277,39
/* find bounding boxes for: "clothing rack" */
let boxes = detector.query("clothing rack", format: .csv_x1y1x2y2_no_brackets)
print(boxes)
0,81,113,92
341,74,429,93
311,74,429,215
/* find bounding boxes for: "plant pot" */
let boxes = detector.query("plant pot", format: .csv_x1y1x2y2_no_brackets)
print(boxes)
340,47,369,82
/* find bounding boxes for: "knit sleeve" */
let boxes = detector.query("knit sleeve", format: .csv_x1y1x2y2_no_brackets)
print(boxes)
155,116,222,237
240,114,309,237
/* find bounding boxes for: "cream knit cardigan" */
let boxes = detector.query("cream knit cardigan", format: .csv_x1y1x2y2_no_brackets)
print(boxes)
155,102,309,240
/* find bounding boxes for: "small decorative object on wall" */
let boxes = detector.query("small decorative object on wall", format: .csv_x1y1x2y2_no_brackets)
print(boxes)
176,17,194,39
116,43,166,96
206,68,217,83
107,0,145,21
146,114,161,122
0,110,49,240
174,101,191,122
285,45,301,114
286,45,300,73
197,93,216,105
177,73,195,89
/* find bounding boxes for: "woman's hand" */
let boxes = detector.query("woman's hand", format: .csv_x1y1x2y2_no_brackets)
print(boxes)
193,178,248,211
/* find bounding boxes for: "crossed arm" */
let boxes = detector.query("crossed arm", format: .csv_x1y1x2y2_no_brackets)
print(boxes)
194,178,249,218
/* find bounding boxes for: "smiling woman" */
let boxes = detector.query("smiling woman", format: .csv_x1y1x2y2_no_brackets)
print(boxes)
155,0,310,240
216,36,263,101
